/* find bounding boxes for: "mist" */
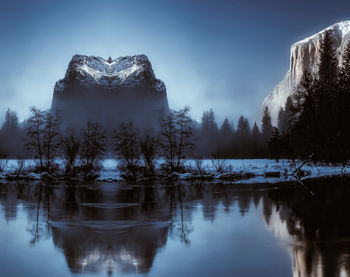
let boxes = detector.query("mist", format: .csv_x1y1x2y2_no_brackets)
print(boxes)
2,0,350,126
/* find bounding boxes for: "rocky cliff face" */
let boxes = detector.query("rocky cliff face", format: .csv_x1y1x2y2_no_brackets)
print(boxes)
51,54,169,129
261,21,350,125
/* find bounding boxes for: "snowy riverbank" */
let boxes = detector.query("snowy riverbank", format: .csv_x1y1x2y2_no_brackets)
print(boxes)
0,159,349,184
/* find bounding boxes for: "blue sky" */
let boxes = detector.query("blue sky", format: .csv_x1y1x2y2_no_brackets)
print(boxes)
1,0,350,126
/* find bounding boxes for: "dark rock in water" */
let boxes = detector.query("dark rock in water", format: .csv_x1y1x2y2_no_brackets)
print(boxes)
51,54,169,129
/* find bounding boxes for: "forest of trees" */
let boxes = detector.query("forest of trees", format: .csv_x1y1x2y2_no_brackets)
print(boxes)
0,105,274,160
271,30,350,165
0,104,274,179
0,30,349,173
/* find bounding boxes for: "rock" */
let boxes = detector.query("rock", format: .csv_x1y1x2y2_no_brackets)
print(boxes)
261,21,350,125
51,54,169,129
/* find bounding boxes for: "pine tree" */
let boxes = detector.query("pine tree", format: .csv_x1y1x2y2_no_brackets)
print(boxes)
200,108,219,157
234,116,251,157
315,30,339,161
220,118,232,137
252,122,262,157
252,122,261,140
0,109,22,157
290,71,316,159
237,115,250,138
284,96,293,131
289,31,341,162
277,107,285,134
201,108,218,132
335,42,350,164
261,106,273,143
2,109,19,131
269,127,281,161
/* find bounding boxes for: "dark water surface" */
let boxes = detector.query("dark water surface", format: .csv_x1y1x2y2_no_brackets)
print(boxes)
0,177,350,277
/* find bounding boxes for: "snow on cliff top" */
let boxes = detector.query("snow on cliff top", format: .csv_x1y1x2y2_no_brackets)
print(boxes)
55,54,165,93
72,54,149,79
293,20,350,46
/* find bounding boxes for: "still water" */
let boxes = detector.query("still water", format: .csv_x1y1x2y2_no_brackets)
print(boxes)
0,177,349,277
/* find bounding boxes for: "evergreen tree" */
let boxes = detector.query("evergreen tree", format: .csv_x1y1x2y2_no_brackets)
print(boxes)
252,122,262,157
284,96,293,132
216,118,233,158
0,109,22,157
261,106,273,143
315,30,339,160
252,122,261,140
278,97,293,135
220,118,232,137
269,127,281,161
199,108,219,157
2,109,19,130
201,108,218,132
334,42,350,164
234,116,251,157
277,107,285,134
290,71,316,158
289,31,342,162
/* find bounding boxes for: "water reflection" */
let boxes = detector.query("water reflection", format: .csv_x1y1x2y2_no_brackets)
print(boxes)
267,177,350,277
0,177,350,276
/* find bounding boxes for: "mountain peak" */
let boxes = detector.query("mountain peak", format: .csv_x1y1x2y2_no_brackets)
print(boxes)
293,20,350,46
261,20,350,125
55,54,165,94
51,54,169,129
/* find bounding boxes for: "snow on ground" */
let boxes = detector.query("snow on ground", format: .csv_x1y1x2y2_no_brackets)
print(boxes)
0,158,349,183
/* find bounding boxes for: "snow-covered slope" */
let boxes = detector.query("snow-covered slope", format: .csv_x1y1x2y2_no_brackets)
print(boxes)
261,21,350,125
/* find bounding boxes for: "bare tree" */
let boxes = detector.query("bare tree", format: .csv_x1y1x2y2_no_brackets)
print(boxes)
160,110,178,170
160,107,193,171
26,107,45,168
42,112,60,171
113,122,140,178
140,129,159,174
26,107,60,172
80,122,106,176
61,129,80,175
174,106,193,168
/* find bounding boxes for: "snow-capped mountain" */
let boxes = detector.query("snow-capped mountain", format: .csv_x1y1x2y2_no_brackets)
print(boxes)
261,21,350,125
51,54,168,129
53,54,166,95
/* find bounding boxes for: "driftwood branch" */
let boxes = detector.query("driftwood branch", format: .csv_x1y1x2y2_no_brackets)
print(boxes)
293,153,314,175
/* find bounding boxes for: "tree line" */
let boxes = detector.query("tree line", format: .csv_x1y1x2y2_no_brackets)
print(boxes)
0,105,275,162
193,108,273,158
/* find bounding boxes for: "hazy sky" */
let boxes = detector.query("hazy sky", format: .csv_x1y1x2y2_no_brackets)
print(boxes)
1,0,350,126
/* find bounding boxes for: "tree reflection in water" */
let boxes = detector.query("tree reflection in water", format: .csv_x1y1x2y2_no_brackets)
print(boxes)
0,177,350,276
267,176,350,277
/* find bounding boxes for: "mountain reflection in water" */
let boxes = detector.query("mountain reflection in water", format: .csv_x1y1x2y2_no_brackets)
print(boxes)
0,177,350,277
